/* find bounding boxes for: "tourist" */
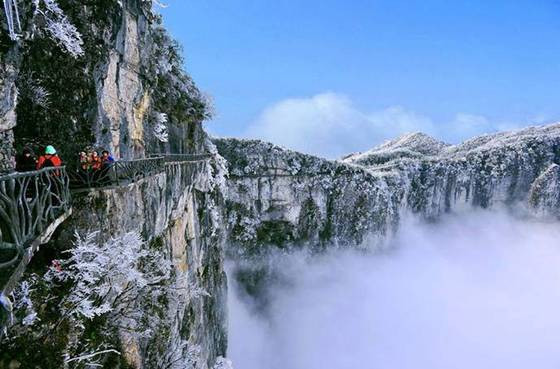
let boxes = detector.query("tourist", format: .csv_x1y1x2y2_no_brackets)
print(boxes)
90,151,102,171
97,150,115,186
37,145,62,170
15,147,37,172
79,151,88,171
36,146,63,205
101,150,115,164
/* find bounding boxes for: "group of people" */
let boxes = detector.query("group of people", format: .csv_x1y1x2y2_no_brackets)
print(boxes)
16,145,62,172
15,145,116,174
78,150,114,171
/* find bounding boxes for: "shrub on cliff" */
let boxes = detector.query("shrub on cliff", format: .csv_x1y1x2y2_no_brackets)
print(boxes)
2,231,192,368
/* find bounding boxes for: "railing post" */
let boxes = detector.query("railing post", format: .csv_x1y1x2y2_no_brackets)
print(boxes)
0,167,71,271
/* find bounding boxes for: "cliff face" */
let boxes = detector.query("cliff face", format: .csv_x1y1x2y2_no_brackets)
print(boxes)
1,148,230,369
529,163,560,219
215,123,560,256
215,138,402,254
1,0,210,164
63,157,228,368
0,39,18,172
90,1,210,158
1,2,227,368
345,125,560,218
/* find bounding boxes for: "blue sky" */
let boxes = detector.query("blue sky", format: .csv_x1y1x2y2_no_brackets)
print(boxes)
161,0,560,157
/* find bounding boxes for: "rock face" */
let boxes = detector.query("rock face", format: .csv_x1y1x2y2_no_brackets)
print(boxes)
2,0,210,162
91,3,209,159
0,47,18,173
62,157,228,368
215,138,402,254
1,2,224,368
216,123,560,255
529,163,560,219
1,147,230,369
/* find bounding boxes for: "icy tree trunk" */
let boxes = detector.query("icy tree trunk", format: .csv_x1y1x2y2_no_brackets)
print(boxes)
3,0,21,40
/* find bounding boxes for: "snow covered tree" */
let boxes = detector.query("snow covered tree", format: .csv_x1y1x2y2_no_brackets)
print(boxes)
214,357,235,369
145,0,168,10
153,112,169,143
32,0,84,57
45,231,172,326
2,0,84,57
150,23,214,125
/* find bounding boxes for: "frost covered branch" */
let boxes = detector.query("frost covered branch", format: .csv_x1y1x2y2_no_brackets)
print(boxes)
213,357,234,369
153,112,169,143
33,0,84,57
3,0,83,57
20,74,51,108
152,0,168,8
13,279,39,326
140,0,168,13
64,349,121,364
45,231,172,326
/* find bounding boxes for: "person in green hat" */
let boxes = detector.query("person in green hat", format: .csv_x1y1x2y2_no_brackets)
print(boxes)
37,145,63,170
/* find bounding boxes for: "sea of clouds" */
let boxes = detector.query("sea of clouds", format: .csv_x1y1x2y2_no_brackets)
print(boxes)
228,210,560,369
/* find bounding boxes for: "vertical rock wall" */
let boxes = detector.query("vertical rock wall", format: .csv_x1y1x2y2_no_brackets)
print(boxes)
0,48,18,173
95,7,149,159
529,163,560,219
1,155,229,369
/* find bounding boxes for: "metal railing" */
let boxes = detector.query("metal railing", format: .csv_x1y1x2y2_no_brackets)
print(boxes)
70,154,213,189
0,151,214,313
68,157,165,189
150,153,215,163
0,154,213,266
0,167,71,270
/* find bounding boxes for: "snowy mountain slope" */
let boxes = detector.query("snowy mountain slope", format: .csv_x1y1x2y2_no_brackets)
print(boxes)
215,138,403,253
215,123,560,255
343,132,450,166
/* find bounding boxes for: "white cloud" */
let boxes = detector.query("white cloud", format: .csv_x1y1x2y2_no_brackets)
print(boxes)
245,93,370,158
244,93,520,158
228,211,560,369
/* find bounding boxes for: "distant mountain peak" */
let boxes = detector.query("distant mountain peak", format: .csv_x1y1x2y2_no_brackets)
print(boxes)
374,132,449,155
342,132,449,166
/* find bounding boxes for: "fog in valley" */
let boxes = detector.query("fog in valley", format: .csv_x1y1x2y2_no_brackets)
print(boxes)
228,211,560,369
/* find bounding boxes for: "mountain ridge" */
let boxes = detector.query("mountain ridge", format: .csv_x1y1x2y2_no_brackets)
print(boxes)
214,122,560,255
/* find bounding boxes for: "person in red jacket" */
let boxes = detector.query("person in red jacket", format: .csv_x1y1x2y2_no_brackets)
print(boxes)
37,145,62,169
90,151,102,171
37,145,63,205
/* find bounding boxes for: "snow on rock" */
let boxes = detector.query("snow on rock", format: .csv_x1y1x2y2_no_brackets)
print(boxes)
215,138,404,254
215,122,560,256
529,163,560,219
344,132,450,166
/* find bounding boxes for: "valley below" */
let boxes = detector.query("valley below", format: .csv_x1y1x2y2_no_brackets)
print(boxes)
228,210,560,369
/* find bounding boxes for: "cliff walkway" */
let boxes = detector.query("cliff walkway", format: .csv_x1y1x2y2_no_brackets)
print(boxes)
0,153,213,304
